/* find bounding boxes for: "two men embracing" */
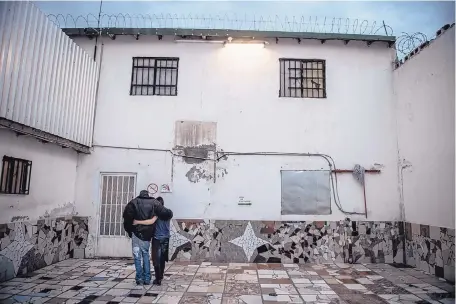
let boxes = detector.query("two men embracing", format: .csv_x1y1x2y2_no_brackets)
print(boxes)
123,190,173,286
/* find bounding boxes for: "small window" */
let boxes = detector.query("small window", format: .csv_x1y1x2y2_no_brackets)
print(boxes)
279,59,326,98
130,57,179,96
0,156,32,195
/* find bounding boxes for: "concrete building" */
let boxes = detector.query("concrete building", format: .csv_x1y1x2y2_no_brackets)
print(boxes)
0,2,454,283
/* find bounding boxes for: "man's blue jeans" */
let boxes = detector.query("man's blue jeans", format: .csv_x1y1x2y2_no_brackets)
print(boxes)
132,233,151,284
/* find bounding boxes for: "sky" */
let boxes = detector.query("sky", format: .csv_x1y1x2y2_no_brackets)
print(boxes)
35,1,455,42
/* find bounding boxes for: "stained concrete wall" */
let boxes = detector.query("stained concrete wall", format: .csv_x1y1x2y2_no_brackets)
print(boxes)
0,128,79,224
72,36,399,257
395,26,455,229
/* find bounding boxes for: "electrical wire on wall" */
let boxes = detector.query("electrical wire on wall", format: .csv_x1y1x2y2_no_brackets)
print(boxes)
92,144,368,216
215,151,367,216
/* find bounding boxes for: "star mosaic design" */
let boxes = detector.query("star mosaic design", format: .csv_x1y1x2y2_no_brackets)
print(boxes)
229,222,270,261
169,220,190,258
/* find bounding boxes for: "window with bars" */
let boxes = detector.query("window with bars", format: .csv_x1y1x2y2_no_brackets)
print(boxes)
99,174,136,237
0,156,32,195
130,57,179,96
279,59,326,98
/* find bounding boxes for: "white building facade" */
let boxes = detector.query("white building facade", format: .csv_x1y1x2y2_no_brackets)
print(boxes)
71,34,401,258
0,2,454,283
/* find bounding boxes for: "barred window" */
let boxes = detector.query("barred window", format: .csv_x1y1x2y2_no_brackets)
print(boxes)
279,59,326,98
130,57,179,96
1,156,32,195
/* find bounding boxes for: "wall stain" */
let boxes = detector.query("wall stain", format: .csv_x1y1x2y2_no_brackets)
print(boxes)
217,168,228,178
401,159,413,172
186,166,213,183
40,202,78,219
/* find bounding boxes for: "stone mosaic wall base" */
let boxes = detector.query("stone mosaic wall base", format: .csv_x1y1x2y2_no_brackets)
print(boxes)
405,222,455,282
0,216,89,282
1,217,453,285
169,220,404,265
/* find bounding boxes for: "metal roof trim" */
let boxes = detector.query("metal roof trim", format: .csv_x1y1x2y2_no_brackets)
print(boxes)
62,27,396,43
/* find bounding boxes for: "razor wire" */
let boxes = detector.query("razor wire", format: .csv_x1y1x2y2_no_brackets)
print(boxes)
47,13,394,36
395,32,428,55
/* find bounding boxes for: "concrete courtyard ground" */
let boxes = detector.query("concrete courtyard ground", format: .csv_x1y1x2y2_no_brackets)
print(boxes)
0,259,454,304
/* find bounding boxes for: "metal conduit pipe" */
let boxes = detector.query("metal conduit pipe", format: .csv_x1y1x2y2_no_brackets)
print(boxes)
92,144,381,216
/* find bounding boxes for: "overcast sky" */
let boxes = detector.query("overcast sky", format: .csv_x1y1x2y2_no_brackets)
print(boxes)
35,1,455,40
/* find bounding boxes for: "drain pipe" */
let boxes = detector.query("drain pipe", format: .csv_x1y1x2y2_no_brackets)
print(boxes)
90,38,104,147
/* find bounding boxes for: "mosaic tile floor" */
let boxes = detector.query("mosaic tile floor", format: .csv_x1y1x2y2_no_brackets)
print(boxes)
0,259,454,304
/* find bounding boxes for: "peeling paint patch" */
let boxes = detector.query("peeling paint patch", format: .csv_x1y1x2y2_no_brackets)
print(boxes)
216,168,228,178
40,202,78,219
10,216,29,222
186,166,213,183
401,159,413,172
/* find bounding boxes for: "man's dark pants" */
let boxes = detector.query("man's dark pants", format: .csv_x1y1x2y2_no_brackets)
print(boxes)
151,238,170,282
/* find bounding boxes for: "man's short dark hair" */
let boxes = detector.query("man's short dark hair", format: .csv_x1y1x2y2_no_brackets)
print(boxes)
156,197,164,205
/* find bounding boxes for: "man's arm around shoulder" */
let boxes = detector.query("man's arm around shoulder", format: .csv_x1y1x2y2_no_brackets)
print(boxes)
153,201,173,221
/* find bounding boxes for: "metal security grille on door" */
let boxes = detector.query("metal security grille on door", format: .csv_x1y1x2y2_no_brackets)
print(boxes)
100,174,136,236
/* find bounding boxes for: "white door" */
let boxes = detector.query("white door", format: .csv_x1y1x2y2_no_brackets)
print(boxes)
96,173,136,257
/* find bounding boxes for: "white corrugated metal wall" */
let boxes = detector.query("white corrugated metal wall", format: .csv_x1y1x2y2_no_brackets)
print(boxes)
0,1,98,147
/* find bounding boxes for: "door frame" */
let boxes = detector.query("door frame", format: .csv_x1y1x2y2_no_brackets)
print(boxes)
96,172,137,257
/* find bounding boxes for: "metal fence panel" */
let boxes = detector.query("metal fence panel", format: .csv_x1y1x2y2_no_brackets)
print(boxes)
0,1,98,147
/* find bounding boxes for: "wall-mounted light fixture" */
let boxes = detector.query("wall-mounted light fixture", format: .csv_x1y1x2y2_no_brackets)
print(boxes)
173,36,269,47
174,39,225,44
224,36,269,47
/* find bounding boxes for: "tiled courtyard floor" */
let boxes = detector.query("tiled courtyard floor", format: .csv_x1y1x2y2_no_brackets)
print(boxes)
0,259,454,304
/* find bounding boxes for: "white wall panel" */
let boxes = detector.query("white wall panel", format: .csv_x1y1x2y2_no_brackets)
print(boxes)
395,27,455,229
0,1,98,147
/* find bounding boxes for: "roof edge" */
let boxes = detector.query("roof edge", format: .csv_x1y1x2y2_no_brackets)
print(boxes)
62,27,396,43
0,118,91,154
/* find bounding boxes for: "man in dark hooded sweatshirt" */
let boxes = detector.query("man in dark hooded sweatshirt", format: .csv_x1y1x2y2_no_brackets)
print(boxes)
123,190,173,285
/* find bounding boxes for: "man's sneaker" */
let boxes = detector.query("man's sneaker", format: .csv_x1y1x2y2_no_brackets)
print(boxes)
152,279,161,286
136,280,143,286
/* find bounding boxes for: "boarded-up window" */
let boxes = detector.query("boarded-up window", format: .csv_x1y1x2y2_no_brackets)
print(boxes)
174,121,217,147
99,174,136,236
281,170,331,215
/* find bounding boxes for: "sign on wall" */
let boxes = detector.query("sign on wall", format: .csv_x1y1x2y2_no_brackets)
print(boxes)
160,184,172,193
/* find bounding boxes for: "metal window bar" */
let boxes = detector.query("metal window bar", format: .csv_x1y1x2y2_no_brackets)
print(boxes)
279,58,326,99
0,156,32,195
130,57,179,96
99,174,136,237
